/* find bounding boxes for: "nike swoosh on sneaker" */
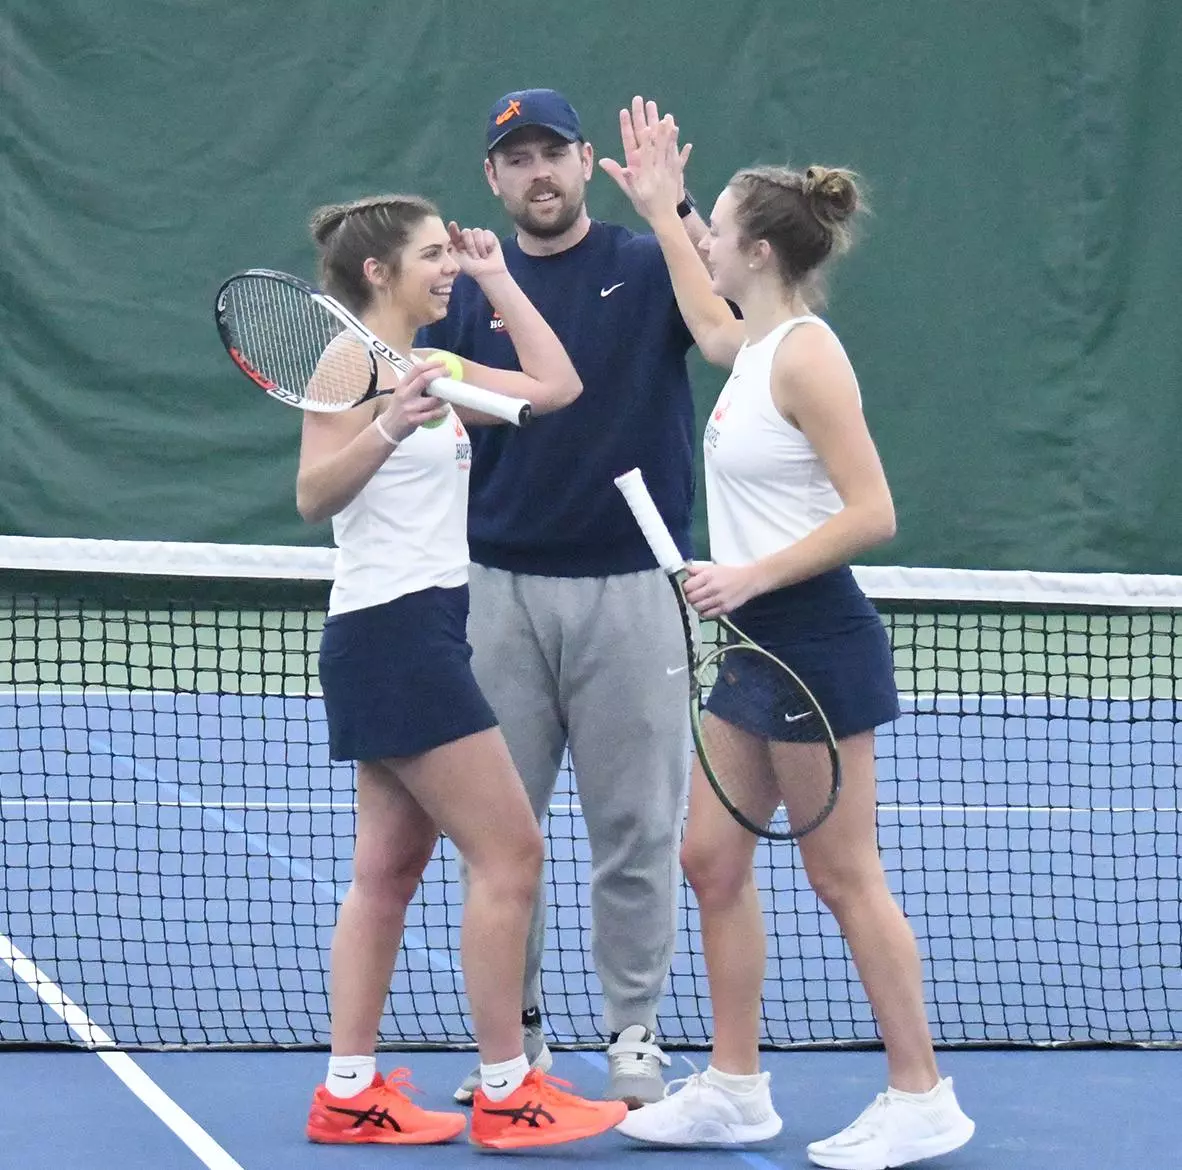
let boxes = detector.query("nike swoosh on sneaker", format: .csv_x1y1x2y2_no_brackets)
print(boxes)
600,282,625,297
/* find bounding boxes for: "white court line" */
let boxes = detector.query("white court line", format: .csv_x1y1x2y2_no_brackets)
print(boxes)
0,687,1103,703
735,1151,784,1170
878,804,1181,815
0,933,244,1170
7,687,1169,703
4,798,1176,815
0,798,356,811
0,797,587,814
0,687,325,698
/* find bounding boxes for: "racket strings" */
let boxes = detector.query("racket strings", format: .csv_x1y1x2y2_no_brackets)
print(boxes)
698,711,785,831
220,277,368,407
696,642,837,838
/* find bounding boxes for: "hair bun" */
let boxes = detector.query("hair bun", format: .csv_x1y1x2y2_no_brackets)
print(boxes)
803,166,859,224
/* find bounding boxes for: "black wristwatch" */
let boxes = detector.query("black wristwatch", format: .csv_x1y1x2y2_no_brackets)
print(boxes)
676,192,696,219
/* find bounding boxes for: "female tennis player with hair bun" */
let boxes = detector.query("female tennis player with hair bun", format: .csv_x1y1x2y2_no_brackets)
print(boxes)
600,109,974,1167
298,193,627,1150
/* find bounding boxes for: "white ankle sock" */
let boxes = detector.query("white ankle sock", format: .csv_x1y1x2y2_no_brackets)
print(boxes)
887,1079,945,1103
704,1064,765,1094
480,1053,529,1102
325,1054,376,1098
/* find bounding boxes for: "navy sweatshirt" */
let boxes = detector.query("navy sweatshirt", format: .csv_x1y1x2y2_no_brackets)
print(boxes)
417,221,696,576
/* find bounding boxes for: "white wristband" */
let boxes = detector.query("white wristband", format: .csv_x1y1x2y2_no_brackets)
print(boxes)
374,415,398,446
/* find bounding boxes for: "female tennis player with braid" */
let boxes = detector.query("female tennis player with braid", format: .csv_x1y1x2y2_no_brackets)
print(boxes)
298,194,626,1149
599,108,975,1168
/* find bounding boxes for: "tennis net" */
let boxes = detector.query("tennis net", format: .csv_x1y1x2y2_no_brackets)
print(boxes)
1,536,1179,1050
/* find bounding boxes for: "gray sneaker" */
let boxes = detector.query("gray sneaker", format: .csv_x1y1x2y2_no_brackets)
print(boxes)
452,1013,553,1104
606,1024,670,1108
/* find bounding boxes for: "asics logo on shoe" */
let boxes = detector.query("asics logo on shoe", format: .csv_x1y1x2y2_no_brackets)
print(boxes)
326,1104,404,1132
480,1101,557,1128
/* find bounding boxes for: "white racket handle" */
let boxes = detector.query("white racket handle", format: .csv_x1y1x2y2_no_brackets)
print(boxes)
317,289,532,426
614,468,687,574
420,372,531,426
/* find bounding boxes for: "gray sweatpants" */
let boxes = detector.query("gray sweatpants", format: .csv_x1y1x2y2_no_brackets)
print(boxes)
466,564,691,1036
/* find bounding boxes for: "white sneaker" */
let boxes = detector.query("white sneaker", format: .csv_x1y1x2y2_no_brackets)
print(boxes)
615,1067,783,1146
605,1025,671,1107
807,1077,975,1169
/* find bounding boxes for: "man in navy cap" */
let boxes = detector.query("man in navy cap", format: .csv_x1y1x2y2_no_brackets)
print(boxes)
418,87,709,1110
480,88,589,239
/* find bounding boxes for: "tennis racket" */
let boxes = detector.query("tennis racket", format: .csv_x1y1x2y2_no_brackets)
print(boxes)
615,468,841,841
213,268,531,426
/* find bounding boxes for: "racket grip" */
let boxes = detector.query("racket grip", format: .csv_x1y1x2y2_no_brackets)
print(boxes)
614,468,687,574
428,374,532,426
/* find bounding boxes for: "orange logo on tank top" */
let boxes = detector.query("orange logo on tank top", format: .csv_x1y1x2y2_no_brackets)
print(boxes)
705,392,730,453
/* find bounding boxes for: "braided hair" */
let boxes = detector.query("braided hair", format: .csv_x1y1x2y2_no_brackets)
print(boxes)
309,194,440,311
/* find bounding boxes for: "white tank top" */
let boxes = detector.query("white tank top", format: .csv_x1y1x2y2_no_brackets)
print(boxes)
327,407,473,616
703,315,850,566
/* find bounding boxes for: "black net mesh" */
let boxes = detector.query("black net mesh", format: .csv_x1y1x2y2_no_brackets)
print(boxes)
2,542,1179,1050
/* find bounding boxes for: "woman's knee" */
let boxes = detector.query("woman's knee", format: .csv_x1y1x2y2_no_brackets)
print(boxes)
351,845,434,913
350,761,438,909
681,833,753,910
805,855,888,917
513,822,545,884
467,819,543,903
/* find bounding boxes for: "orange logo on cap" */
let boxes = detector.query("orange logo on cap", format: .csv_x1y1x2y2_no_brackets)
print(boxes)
495,99,522,126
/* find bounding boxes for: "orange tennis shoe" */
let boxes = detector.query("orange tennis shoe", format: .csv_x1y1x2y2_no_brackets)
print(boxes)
469,1068,628,1150
307,1068,466,1145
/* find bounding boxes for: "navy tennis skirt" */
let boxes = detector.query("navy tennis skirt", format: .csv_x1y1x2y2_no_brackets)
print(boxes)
705,566,900,742
318,584,498,762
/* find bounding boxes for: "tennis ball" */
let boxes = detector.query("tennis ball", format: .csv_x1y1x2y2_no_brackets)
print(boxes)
420,350,464,428
423,350,464,382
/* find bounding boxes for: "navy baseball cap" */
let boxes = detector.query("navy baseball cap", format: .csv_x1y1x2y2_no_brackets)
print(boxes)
486,88,583,153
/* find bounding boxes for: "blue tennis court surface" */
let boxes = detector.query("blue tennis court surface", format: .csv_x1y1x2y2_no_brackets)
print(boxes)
0,1046,1174,1170
2,689,1179,1050
2,689,1181,1168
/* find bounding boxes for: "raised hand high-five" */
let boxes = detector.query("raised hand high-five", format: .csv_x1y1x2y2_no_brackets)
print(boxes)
599,95,692,225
